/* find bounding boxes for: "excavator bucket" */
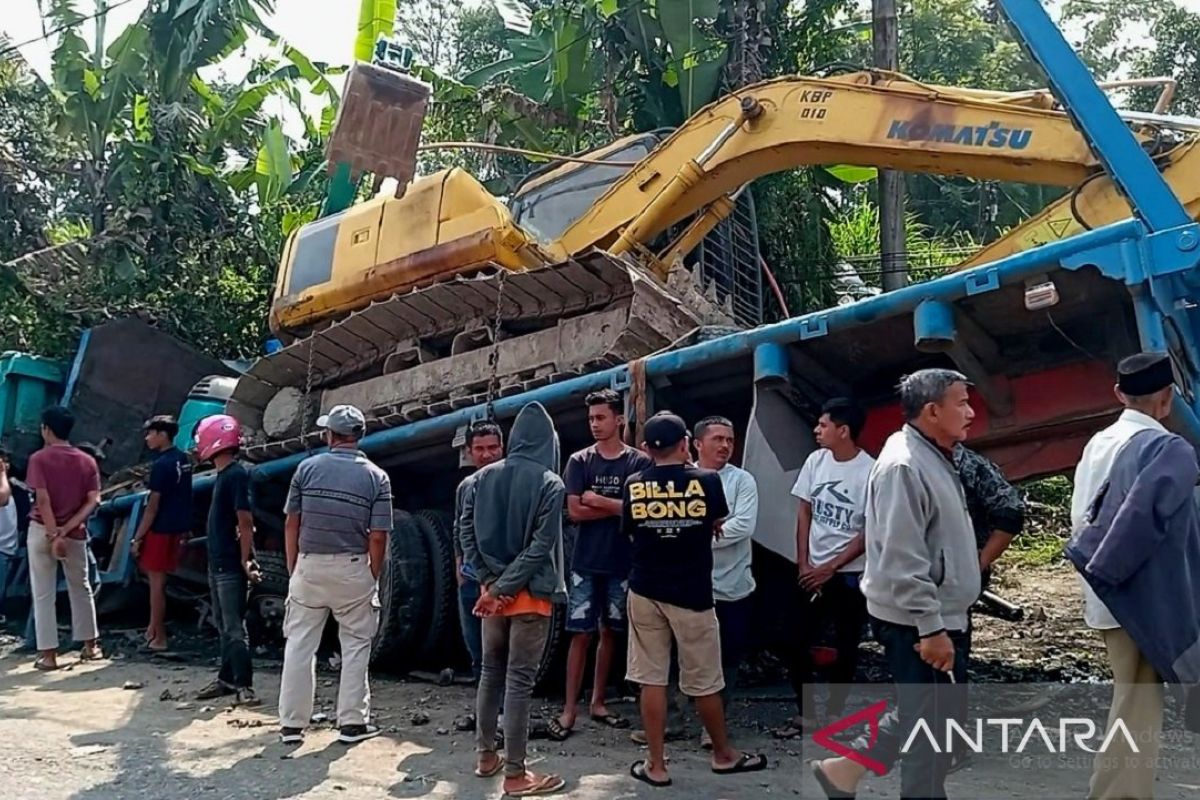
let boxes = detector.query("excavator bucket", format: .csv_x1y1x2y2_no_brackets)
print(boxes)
326,61,430,186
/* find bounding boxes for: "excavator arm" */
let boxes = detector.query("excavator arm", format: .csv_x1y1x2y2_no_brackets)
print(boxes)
959,138,1200,269
552,71,1156,268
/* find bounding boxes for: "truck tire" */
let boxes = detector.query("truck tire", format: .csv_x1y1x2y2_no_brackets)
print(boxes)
371,510,432,669
245,550,290,645
413,510,458,666
415,509,467,667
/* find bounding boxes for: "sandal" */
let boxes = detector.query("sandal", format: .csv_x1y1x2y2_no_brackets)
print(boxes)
629,759,672,788
544,718,573,742
80,646,105,661
34,657,59,672
475,752,504,778
503,772,565,797
590,711,630,729
810,759,856,798
712,752,768,775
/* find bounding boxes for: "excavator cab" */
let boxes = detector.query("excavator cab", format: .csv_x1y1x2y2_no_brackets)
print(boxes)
270,169,548,337
509,133,667,242
509,131,765,326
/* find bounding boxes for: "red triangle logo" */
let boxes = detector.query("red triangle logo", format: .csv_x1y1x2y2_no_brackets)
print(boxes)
811,699,890,776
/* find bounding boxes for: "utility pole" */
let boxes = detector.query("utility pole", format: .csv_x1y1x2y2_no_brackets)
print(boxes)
94,0,107,69
874,0,908,291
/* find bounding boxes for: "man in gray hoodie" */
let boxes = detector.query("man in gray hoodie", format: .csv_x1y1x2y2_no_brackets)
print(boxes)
811,368,978,800
459,402,567,797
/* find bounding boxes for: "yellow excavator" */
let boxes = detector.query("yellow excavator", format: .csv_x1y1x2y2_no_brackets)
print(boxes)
226,66,1200,458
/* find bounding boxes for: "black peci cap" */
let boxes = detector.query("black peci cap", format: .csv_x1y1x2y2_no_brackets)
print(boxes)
1117,352,1175,397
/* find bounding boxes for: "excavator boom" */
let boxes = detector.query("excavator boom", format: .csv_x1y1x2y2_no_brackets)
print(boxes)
960,138,1200,269
553,71,1134,259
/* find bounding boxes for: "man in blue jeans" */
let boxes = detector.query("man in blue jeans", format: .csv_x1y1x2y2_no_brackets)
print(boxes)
453,421,505,682
194,415,262,707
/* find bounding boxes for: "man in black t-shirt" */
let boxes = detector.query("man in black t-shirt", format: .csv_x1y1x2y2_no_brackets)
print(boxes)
132,416,193,651
623,412,767,788
195,415,261,707
553,389,651,738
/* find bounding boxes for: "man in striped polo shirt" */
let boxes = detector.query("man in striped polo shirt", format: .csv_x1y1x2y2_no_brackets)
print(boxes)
278,404,393,745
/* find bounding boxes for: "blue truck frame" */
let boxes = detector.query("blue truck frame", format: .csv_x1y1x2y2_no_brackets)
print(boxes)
73,0,1200,617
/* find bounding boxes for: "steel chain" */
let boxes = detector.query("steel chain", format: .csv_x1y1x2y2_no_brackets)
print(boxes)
485,269,507,412
299,334,317,451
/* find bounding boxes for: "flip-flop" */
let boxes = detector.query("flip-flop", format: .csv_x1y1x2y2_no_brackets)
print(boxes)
475,753,504,778
503,773,566,797
544,718,573,742
809,760,856,799
590,712,630,729
712,752,768,775
629,760,672,788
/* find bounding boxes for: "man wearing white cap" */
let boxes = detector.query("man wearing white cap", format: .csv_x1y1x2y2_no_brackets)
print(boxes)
278,404,393,745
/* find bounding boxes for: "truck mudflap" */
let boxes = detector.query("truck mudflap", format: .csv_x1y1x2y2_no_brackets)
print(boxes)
229,252,708,462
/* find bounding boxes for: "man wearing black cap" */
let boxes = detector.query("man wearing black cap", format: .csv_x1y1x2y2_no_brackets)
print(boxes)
278,404,393,746
622,411,767,787
1070,352,1177,800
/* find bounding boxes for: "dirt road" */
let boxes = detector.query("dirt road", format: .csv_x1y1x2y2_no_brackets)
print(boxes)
2,564,1197,799
0,643,810,800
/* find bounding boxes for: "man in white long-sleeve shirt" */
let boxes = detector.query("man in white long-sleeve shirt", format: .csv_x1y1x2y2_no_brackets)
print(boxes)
694,416,759,745
1071,352,1175,800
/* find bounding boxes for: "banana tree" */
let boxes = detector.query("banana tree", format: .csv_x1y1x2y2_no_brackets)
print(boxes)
461,0,729,125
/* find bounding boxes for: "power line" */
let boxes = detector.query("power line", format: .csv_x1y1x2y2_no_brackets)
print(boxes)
0,0,140,62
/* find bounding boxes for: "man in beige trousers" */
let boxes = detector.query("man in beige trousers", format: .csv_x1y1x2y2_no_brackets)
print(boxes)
1070,353,1175,800
27,405,103,671
278,405,392,745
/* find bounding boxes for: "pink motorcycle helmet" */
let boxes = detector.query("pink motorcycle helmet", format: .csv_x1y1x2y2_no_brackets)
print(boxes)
194,414,242,462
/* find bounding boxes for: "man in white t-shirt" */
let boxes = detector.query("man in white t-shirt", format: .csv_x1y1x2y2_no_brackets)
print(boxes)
782,398,874,736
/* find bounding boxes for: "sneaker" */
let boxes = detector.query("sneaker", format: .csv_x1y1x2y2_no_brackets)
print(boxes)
338,723,381,744
279,727,304,745
195,680,236,700
234,688,261,707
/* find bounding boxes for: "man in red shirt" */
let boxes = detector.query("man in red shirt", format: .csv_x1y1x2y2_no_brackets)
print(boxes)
27,406,103,671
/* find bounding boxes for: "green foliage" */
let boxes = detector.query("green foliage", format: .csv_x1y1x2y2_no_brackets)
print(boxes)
0,0,334,360
358,0,400,62
1004,475,1073,567
827,192,978,280
1129,1,1200,116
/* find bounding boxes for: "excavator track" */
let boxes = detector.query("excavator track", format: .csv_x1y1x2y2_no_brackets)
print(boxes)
229,252,707,461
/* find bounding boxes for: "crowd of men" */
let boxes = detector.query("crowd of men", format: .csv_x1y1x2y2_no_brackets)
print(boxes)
3,352,1196,799
444,377,1021,795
